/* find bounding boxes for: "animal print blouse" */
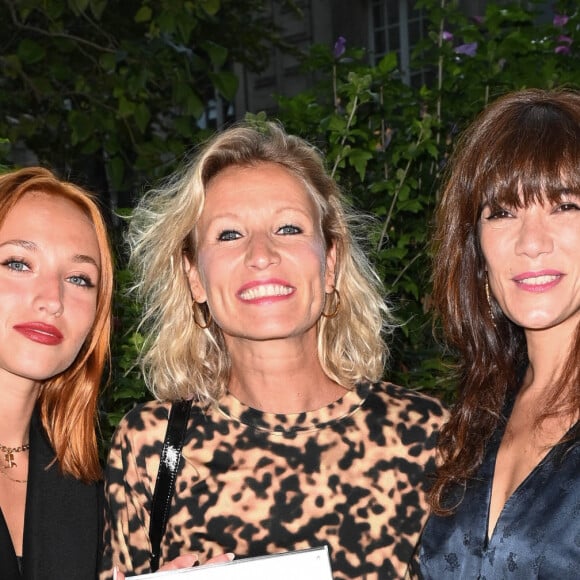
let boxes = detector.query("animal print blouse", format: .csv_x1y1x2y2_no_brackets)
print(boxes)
100,381,447,579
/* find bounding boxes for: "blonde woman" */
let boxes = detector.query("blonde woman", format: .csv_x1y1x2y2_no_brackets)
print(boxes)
102,122,447,580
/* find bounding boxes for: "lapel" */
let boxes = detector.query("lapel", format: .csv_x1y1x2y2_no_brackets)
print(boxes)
0,506,21,579
21,410,101,580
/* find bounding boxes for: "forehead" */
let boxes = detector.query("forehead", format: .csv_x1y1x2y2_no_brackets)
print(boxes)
0,192,100,255
203,162,319,215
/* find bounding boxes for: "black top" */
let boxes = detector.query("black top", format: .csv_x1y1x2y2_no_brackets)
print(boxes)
0,409,102,579
419,408,580,579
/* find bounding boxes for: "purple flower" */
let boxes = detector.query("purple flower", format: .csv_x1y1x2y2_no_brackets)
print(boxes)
555,35,573,54
472,16,485,26
441,30,453,42
557,34,573,45
553,14,569,27
454,42,478,57
333,36,346,59
555,44,571,55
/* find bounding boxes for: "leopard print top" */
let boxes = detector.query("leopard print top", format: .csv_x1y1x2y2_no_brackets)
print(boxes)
100,381,447,579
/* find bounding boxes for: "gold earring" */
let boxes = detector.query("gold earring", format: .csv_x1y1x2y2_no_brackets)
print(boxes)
485,274,495,324
321,289,341,319
193,301,212,329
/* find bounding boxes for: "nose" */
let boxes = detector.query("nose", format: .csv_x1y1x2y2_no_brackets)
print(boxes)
514,209,553,258
34,274,64,317
244,233,280,270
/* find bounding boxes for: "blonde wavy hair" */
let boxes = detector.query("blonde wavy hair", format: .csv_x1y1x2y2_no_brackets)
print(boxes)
129,121,392,405
0,167,113,483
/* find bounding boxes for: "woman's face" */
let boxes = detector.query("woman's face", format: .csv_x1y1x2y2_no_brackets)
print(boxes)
185,162,337,349
480,192,580,338
0,192,100,389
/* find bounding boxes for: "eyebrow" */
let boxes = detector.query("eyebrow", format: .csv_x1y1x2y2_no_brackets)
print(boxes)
207,206,313,221
0,239,100,268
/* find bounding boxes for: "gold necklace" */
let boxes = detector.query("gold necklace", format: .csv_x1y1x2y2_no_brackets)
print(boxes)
0,467,27,484
0,442,30,469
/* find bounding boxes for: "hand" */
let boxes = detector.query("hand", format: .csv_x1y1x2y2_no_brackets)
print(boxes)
113,553,235,579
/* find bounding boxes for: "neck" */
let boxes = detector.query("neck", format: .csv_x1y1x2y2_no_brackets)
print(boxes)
0,377,40,447
226,336,347,413
523,322,575,396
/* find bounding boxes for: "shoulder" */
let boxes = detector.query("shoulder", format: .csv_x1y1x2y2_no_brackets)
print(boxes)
111,400,172,451
356,381,448,451
360,380,448,421
118,400,172,430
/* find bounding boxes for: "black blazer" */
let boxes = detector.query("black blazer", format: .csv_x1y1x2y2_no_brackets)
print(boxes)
0,410,102,579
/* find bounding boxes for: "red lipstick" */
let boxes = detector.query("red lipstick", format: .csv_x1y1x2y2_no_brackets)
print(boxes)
14,322,64,346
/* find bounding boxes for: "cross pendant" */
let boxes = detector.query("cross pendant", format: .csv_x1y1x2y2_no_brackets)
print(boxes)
4,451,16,469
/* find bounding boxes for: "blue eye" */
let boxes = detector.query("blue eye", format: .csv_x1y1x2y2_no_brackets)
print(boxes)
3,259,31,272
218,230,242,241
277,224,302,235
68,275,96,288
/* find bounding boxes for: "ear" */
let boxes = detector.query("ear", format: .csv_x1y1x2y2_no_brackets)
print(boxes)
182,254,207,303
324,241,338,293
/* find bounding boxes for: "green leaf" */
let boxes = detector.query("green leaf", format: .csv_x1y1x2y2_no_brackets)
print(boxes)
202,41,228,69
157,11,176,33
99,53,117,72
135,6,152,23
347,148,373,181
377,52,397,74
69,111,94,145
209,70,238,101
17,39,46,65
134,103,150,133
118,96,136,118
200,0,220,16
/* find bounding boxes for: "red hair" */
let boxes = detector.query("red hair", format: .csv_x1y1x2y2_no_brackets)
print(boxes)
0,167,113,482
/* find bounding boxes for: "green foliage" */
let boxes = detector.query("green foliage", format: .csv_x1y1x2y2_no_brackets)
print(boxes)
276,0,580,401
0,0,293,190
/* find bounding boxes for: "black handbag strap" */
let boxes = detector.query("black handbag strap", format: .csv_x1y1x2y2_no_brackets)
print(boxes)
149,399,193,572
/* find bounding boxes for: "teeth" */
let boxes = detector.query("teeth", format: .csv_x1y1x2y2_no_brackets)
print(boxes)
240,284,293,300
519,275,559,285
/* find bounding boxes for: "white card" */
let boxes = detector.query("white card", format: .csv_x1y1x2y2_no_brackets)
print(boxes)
135,546,333,579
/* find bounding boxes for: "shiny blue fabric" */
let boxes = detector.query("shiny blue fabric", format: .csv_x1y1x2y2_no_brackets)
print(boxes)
419,417,580,579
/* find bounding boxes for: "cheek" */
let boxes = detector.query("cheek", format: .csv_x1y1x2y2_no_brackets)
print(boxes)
74,297,98,344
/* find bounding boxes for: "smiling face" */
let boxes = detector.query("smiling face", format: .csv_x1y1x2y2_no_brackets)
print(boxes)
185,162,337,349
0,192,100,390
480,192,580,339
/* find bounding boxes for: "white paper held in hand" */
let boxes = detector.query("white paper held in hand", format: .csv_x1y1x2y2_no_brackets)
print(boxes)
135,546,334,579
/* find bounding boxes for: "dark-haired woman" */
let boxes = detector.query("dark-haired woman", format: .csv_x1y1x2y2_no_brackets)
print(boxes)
419,89,580,578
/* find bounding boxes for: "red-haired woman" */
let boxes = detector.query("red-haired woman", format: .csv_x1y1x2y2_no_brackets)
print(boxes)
0,167,113,579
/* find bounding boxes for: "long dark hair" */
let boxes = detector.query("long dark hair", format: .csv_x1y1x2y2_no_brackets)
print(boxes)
429,88,580,513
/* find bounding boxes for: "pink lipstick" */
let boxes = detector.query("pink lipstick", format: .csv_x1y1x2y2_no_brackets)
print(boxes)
512,270,563,293
14,322,64,345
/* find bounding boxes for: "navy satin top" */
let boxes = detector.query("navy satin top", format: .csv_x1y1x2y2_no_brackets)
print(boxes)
419,416,580,579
